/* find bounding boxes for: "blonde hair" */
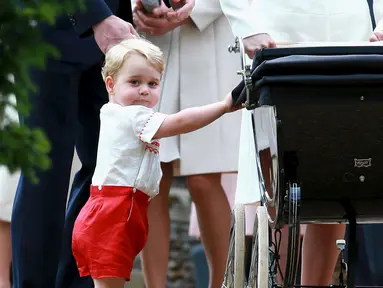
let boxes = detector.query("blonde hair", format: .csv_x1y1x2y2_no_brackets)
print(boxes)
101,38,165,81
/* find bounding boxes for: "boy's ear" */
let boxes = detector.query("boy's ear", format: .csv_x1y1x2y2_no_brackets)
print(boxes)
105,76,115,94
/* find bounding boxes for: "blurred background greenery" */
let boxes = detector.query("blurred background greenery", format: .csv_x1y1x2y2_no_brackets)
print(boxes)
0,1,82,182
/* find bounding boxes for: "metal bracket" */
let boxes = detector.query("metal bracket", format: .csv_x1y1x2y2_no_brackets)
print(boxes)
228,37,256,110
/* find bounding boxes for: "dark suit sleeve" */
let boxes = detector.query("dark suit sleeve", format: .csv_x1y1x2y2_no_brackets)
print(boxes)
68,0,113,38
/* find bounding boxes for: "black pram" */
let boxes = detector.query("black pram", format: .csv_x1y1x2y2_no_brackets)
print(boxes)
231,41,383,288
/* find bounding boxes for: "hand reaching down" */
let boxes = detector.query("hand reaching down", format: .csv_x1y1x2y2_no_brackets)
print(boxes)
93,16,139,54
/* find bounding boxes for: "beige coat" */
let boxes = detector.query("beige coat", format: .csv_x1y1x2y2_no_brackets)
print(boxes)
132,0,257,176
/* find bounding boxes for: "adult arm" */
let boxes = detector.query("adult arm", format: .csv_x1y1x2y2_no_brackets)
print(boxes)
219,0,265,38
69,0,113,37
69,0,138,54
219,0,276,58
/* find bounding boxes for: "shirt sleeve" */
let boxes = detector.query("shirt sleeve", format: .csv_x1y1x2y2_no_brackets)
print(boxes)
131,107,167,143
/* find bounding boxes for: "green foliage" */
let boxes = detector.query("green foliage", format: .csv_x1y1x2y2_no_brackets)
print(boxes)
0,1,83,183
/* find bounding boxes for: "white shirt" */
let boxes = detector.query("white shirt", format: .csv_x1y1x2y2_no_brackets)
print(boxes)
92,103,167,198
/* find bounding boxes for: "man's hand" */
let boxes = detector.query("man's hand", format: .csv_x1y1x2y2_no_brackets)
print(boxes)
243,33,276,59
93,15,139,54
134,0,191,36
369,31,383,42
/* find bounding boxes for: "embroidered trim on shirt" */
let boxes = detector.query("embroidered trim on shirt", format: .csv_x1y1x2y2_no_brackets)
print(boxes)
145,141,160,154
138,112,155,143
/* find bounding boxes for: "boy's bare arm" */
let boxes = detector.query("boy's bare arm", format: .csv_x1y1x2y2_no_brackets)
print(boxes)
154,99,229,139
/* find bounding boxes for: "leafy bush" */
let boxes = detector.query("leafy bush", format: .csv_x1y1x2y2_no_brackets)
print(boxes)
0,1,82,182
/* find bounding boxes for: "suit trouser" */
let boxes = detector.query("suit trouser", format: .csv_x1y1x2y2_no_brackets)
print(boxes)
11,57,107,288
351,224,383,286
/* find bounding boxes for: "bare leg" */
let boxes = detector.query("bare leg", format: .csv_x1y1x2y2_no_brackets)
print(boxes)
141,162,173,288
187,173,231,288
93,277,125,288
0,220,11,288
301,224,346,285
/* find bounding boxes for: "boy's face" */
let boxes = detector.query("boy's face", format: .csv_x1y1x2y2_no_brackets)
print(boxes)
106,54,161,108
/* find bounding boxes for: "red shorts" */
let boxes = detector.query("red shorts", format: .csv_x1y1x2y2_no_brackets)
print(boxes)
72,185,149,280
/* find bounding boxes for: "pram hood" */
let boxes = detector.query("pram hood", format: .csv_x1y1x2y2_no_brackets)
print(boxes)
231,45,383,106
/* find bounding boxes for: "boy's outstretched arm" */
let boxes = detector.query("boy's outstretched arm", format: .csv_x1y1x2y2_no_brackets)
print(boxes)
154,93,239,139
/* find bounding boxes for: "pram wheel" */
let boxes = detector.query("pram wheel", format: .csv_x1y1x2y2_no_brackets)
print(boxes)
282,183,301,288
247,206,269,288
222,204,246,288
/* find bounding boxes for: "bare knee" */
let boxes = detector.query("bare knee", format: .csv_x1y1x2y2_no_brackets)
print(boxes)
187,173,221,191
93,277,125,288
186,173,221,202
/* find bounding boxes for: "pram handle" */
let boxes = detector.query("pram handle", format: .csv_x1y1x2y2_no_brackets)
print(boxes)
276,41,383,47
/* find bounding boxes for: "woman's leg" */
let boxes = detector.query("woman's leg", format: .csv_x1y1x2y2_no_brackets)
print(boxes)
275,224,344,285
93,278,125,288
0,220,11,288
141,162,173,288
301,224,346,285
187,173,231,288
273,225,307,284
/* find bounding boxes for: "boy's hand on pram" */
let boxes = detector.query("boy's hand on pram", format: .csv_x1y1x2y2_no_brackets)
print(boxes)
243,33,276,59
224,91,243,112
230,80,246,107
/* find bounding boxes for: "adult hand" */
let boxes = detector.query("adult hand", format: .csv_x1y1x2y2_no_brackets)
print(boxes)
243,33,276,59
166,0,195,23
369,31,383,42
93,15,138,54
134,0,190,36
